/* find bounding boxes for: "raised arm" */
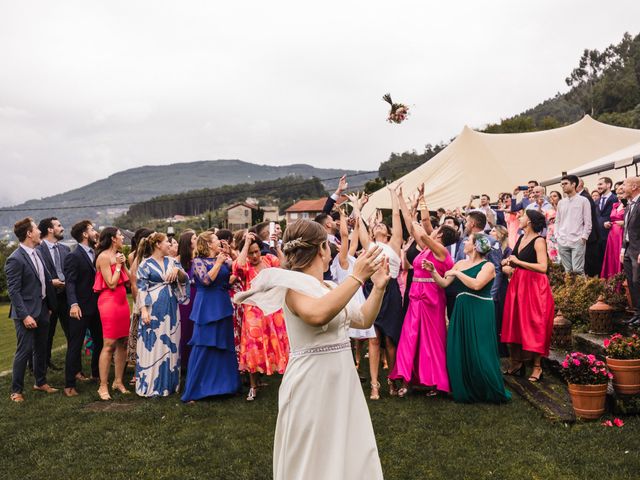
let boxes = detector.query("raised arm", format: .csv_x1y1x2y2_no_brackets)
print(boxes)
337,206,350,270
97,253,125,290
235,232,256,268
388,186,403,255
412,221,448,261
285,246,383,327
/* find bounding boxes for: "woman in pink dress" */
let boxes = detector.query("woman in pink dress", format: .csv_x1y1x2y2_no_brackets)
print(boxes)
389,188,457,396
94,227,131,400
601,184,626,278
500,194,520,249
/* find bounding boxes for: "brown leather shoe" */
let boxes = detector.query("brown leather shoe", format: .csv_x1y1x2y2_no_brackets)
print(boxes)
33,384,59,394
63,387,79,397
10,393,25,403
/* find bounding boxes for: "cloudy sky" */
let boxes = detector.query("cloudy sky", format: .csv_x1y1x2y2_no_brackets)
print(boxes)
1,1,639,206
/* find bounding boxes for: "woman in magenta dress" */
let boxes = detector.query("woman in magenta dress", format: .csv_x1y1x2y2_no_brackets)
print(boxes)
601,185,626,278
389,188,457,396
501,210,555,383
94,227,131,400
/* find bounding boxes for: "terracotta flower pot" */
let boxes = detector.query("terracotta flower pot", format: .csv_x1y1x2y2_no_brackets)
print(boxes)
606,357,640,396
568,383,608,420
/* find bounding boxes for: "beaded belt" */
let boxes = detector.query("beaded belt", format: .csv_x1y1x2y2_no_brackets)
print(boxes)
412,277,435,283
289,340,352,359
456,291,493,301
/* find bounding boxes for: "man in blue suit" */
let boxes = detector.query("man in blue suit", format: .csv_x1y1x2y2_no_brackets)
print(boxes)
595,177,618,276
36,217,70,370
6,217,57,402
62,220,103,397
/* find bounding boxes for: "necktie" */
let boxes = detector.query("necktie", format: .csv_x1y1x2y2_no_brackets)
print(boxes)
88,248,95,264
625,201,636,243
600,197,605,210
53,244,65,281
32,251,46,299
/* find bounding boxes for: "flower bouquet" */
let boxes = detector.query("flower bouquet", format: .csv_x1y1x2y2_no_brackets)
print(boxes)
383,93,409,124
561,352,611,420
605,333,640,395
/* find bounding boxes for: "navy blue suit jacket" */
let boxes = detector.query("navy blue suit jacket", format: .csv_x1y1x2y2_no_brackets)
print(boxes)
5,246,55,320
37,241,70,310
596,193,618,238
64,245,99,317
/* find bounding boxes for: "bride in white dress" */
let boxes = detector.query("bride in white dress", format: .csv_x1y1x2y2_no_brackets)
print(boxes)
235,219,389,480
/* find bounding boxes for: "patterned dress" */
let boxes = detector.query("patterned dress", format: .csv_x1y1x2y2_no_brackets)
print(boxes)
135,257,188,397
233,254,289,374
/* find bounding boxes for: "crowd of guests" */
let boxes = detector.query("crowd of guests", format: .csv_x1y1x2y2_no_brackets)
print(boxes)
5,173,640,404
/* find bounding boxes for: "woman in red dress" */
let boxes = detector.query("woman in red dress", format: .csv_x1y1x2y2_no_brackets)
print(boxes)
501,210,555,383
94,227,131,400
233,232,289,401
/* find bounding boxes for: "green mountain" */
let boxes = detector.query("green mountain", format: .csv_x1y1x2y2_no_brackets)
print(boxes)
0,159,376,229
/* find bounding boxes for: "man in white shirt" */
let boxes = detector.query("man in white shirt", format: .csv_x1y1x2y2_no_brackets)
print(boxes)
555,175,592,274
525,186,553,213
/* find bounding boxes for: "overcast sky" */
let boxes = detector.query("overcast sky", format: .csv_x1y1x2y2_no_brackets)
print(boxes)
1,1,639,206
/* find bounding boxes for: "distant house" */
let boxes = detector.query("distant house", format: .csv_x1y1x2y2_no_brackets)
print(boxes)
166,214,187,223
284,196,347,224
262,205,280,223
226,202,258,230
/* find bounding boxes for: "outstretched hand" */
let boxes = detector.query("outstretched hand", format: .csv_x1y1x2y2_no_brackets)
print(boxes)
371,256,390,290
421,259,435,272
353,245,384,282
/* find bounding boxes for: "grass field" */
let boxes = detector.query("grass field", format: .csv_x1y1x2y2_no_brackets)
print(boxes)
1,303,639,479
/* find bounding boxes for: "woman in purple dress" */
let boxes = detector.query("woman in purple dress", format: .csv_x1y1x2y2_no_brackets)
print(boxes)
177,230,197,369
389,187,458,397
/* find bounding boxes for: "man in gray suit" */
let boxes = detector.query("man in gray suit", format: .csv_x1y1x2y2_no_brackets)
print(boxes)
5,217,58,402
622,177,640,327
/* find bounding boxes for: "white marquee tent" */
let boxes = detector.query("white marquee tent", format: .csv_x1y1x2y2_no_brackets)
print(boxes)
362,116,640,216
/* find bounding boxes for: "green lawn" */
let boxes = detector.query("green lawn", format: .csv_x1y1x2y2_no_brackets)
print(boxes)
1,301,639,479
0,303,67,373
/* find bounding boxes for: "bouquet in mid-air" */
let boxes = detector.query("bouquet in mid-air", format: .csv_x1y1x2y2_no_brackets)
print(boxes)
383,93,409,124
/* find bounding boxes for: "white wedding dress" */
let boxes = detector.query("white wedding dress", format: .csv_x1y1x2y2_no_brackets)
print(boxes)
235,269,384,480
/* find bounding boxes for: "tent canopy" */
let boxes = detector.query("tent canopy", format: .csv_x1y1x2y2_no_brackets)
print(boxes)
362,116,640,216
542,140,640,187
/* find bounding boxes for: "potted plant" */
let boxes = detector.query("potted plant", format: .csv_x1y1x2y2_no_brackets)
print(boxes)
605,333,640,396
561,352,612,420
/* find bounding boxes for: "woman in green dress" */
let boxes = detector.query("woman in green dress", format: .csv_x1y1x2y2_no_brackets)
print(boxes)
424,233,511,403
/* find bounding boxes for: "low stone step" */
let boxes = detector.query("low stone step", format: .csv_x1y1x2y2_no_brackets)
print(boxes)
573,332,606,358
503,373,575,423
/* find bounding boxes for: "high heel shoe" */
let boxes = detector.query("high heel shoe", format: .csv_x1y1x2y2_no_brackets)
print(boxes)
397,386,409,398
97,386,112,401
387,378,398,397
370,382,380,400
246,387,257,402
503,362,525,377
112,382,131,394
528,366,544,383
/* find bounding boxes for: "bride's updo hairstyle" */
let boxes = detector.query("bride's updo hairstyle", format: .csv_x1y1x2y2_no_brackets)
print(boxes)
282,220,328,271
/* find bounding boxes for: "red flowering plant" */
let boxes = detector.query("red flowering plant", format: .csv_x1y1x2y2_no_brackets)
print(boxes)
604,333,640,360
382,93,409,124
561,352,611,385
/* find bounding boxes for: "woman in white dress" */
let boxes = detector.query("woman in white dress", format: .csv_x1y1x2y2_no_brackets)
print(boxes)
235,219,389,480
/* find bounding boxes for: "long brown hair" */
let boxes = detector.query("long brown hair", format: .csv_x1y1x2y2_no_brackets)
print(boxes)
282,220,327,271
135,232,166,265
178,230,196,271
95,227,119,264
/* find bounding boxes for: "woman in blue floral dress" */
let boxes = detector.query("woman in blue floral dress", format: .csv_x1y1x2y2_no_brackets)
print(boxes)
135,232,189,397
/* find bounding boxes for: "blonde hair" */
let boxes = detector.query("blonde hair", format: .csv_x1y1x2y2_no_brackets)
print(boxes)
492,225,509,251
135,232,166,265
196,231,215,258
282,220,327,271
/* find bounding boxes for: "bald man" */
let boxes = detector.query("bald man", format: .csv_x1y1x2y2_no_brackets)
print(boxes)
622,176,640,326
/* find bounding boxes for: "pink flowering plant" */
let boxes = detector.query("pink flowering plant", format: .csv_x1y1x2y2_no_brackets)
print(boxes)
561,352,611,385
604,333,640,360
